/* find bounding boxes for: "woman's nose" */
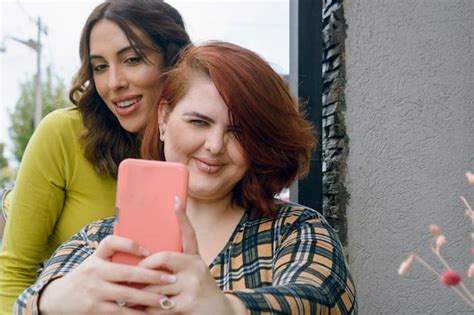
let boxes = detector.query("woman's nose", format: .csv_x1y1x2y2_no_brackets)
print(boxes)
204,129,226,156
108,66,128,90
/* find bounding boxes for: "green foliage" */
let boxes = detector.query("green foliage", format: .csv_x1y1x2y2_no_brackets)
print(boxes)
0,143,7,169
0,143,14,189
9,66,68,162
0,166,16,189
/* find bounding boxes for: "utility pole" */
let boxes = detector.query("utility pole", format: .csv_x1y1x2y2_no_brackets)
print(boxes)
34,17,43,129
1,17,46,129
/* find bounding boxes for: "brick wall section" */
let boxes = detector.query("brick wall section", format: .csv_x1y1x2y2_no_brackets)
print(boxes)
322,0,349,246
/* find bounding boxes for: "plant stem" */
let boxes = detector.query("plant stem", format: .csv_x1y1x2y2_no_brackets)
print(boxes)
414,255,474,309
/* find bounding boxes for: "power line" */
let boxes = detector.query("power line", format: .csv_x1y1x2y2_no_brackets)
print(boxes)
2,1,48,129
15,0,36,25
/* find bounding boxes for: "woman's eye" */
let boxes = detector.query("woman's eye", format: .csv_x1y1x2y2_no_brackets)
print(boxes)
92,64,108,72
125,56,142,65
190,119,208,126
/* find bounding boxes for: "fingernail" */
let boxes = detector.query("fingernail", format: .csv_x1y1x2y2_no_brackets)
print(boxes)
139,246,150,257
161,274,177,283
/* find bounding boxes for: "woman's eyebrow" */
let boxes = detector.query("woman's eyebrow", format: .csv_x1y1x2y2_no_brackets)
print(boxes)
90,46,137,60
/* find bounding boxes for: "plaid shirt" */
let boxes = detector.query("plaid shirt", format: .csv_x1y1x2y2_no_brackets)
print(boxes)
15,201,357,314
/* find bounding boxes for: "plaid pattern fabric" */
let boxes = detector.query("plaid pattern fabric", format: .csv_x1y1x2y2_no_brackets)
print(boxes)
14,201,357,314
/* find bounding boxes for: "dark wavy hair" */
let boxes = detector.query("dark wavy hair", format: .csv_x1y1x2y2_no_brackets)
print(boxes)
69,0,191,178
142,42,316,217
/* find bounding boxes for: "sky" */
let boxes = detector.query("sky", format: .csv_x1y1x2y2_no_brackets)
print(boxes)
0,0,289,163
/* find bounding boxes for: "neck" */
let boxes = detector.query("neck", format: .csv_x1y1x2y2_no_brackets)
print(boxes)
185,194,245,266
186,194,243,230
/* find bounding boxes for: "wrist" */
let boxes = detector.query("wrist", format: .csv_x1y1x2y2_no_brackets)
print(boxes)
224,293,247,315
38,278,62,314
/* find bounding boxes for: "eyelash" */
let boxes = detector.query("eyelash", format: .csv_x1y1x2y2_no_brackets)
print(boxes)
92,64,107,73
189,119,241,136
189,119,209,126
91,56,142,73
124,56,142,65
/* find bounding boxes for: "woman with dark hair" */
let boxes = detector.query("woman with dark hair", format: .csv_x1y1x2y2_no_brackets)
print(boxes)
15,42,356,314
0,0,191,313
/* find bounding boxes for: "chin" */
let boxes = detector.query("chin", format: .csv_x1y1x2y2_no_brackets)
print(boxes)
120,125,139,133
119,121,146,133
188,189,213,199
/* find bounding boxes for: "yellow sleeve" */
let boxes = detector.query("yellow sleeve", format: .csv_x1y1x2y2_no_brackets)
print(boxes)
1,187,13,219
0,109,82,314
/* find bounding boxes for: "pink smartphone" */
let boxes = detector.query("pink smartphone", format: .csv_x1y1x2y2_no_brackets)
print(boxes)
112,159,188,266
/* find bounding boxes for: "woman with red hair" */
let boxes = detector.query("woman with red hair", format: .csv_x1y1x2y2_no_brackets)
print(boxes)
15,42,356,314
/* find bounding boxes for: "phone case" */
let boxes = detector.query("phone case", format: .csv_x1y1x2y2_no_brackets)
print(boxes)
112,159,188,267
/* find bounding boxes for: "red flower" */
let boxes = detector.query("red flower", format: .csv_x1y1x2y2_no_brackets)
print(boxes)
439,271,462,286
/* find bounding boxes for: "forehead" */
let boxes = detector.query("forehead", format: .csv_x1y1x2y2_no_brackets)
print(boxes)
172,74,230,119
89,19,153,52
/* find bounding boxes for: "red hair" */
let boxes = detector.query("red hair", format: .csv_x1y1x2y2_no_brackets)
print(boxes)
142,41,316,217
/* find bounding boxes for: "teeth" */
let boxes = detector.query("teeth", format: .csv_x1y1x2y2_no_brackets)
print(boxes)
116,97,140,108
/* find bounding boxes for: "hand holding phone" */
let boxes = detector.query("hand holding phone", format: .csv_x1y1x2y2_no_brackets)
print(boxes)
112,159,188,266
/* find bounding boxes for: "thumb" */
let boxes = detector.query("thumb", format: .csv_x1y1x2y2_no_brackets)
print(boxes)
175,196,199,255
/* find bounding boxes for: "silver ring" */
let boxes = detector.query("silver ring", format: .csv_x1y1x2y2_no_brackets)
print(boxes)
116,300,126,307
159,297,174,310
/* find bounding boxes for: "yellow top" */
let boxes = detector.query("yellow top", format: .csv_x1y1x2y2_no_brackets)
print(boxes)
0,108,117,314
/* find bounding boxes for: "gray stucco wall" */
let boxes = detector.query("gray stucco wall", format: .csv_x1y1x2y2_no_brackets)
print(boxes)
344,0,474,313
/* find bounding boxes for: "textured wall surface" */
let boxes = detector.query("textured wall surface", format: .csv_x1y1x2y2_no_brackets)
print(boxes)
344,0,474,313
322,0,349,246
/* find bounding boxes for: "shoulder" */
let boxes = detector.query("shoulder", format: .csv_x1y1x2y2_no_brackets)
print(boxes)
39,107,82,130
31,107,83,143
245,200,338,243
20,107,83,162
274,200,326,223
28,107,84,153
41,107,80,124
247,200,328,228
276,201,338,240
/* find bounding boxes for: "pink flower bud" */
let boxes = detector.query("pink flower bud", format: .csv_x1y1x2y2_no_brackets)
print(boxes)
471,246,474,254
439,270,462,286
466,210,473,221
428,224,441,236
466,172,474,185
435,235,446,251
398,254,415,275
468,264,474,278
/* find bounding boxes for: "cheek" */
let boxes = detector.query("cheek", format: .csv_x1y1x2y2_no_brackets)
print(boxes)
141,75,164,104
93,77,106,98
229,141,248,167
163,124,192,160
139,68,163,89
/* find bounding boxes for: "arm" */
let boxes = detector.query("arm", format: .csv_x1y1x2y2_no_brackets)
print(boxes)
227,209,357,314
0,110,72,314
14,219,169,314
13,227,93,315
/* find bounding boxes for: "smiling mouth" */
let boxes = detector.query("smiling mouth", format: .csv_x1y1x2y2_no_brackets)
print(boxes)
195,158,225,174
115,96,142,108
